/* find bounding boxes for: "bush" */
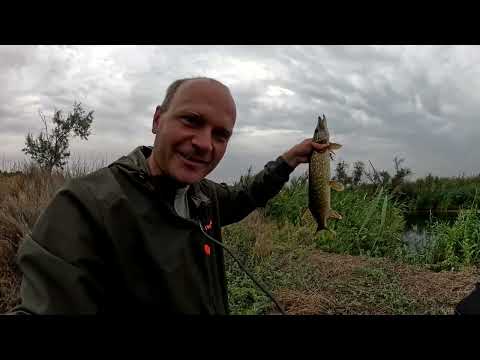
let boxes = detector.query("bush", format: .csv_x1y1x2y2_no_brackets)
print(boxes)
264,173,308,226
411,205,480,270
265,177,406,258
313,187,406,258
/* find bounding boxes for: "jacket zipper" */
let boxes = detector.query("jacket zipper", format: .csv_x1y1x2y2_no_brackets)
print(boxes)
169,213,219,314
134,171,220,313
197,219,218,314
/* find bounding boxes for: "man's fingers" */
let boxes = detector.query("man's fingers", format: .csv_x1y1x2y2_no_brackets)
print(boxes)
312,141,330,152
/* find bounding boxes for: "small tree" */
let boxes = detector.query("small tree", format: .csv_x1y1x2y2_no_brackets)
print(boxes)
364,160,381,185
379,170,391,186
391,156,412,188
22,102,94,173
334,160,350,185
352,161,365,186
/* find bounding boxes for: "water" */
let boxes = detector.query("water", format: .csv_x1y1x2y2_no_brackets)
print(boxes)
402,211,458,250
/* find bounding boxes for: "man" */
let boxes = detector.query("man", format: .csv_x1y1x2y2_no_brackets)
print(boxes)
11,77,329,314
455,283,480,315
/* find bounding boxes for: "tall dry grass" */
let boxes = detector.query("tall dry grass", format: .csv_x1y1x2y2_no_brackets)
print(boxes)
0,156,108,313
0,164,67,312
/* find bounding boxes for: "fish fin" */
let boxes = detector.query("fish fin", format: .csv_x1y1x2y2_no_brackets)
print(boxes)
315,222,327,234
392,185,401,194
329,143,342,150
320,227,336,238
315,225,323,233
300,207,309,225
329,180,345,192
328,228,337,237
329,210,343,220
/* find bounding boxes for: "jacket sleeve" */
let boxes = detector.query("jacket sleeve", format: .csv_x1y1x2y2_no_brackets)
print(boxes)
455,282,480,315
214,156,295,227
8,179,109,315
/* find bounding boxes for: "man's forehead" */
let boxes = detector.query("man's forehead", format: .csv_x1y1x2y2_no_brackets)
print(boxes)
176,78,230,98
172,79,236,116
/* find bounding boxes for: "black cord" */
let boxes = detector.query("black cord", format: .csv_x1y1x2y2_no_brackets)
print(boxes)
199,224,286,315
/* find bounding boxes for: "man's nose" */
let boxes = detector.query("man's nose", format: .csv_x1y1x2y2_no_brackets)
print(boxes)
192,130,213,153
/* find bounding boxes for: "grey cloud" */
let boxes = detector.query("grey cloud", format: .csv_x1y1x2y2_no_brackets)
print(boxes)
1,45,480,182
0,46,40,69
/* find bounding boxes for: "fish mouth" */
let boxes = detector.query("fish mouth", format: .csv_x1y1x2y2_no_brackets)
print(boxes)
318,114,327,125
313,129,329,143
316,115,328,130
314,114,329,142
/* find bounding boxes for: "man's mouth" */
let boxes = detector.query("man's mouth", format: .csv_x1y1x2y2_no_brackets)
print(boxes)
178,152,210,165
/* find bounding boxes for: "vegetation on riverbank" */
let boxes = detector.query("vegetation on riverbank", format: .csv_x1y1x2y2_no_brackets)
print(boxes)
1,161,479,314
222,167,480,314
332,157,480,212
223,210,478,315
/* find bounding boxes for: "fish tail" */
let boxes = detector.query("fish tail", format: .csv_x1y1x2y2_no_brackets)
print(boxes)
325,227,337,238
316,225,336,238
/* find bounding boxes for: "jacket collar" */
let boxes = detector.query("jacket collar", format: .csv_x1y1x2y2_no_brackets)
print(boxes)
111,145,212,209
189,183,212,209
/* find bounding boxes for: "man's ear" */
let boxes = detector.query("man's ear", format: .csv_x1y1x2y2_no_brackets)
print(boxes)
152,106,162,134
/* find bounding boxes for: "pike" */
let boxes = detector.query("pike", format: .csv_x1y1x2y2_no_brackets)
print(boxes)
309,114,344,235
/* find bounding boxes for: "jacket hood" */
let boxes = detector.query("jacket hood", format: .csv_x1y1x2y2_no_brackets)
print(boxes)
108,145,211,207
109,145,153,176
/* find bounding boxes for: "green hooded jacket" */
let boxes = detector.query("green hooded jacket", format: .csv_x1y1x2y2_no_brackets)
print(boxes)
11,146,294,314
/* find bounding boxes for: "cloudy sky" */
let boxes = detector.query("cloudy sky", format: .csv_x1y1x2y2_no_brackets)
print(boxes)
1,45,479,183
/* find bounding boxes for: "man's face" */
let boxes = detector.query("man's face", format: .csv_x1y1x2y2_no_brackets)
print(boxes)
150,80,236,185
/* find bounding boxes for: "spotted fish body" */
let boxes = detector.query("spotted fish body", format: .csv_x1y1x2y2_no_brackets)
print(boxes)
309,114,344,234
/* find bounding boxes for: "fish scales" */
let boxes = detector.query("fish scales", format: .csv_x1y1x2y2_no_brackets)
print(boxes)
309,145,331,230
308,114,344,234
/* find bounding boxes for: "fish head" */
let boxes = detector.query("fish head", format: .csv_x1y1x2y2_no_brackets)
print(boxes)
313,114,329,144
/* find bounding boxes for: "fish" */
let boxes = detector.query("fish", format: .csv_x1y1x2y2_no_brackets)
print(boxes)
308,114,344,235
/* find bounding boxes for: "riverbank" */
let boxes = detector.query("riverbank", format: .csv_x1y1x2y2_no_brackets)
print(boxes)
1,169,479,314
223,211,479,315
272,249,478,314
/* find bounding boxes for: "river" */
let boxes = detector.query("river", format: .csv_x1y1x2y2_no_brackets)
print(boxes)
402,211,458,250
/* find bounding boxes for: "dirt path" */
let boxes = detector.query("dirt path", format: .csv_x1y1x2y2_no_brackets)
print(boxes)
273,250,479,315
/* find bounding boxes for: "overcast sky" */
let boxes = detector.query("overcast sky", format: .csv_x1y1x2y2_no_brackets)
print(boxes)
1,45,479,183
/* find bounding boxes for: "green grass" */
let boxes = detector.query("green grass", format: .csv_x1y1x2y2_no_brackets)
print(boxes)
222,212,322,314
264,175,406,258
263,173,309,226
407,204,480,271
349,266,417,314
2,161,479,315
321,186,405,258
223,172,412,314
221,169,480,314
261,171,480,271
222,213,470,315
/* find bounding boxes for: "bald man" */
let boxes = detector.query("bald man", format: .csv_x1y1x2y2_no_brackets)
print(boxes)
11,77,329,314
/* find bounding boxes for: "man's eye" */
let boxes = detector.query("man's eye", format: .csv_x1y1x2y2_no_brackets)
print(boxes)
213,132,229,143
182,116,199,126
